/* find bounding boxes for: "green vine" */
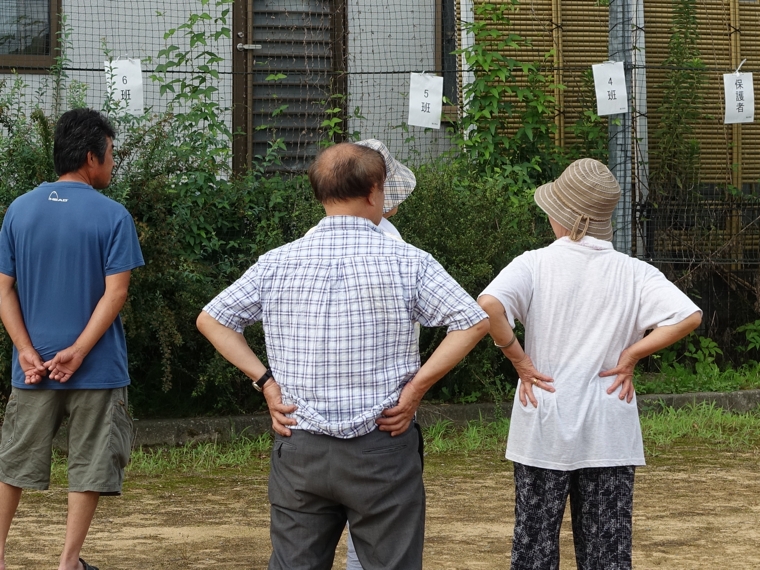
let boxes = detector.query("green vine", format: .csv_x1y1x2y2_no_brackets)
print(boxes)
570,69,608,162
453,1,566,190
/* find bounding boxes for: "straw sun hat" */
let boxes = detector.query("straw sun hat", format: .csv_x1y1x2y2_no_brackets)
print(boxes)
355,139,416,213
534,158,621,241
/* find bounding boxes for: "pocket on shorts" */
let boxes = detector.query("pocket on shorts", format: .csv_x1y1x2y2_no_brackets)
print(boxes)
109,390,134,469
0,393,18,450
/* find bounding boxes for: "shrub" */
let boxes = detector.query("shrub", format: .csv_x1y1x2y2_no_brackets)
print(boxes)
0,0,564,416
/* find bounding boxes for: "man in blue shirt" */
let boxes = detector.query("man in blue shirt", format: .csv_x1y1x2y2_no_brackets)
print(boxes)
0,108,144,570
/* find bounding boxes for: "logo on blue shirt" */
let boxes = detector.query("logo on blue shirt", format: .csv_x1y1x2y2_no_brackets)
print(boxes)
48,191,68,203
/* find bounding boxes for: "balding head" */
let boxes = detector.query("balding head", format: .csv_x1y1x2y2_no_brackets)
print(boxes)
308,143,386,204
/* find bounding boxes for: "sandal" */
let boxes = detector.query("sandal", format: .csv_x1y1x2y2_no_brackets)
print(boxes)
79,559,99,570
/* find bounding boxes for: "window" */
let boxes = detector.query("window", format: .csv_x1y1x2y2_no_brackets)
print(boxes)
0,0,61,72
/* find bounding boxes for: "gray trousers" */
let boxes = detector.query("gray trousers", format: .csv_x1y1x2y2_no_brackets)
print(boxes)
268,425,425,570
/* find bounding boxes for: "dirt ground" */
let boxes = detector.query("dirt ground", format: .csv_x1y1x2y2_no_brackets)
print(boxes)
4,446,760,569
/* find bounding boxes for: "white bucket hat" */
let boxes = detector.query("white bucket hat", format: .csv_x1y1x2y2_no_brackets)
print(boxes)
534,158,621,241
355,139,416,213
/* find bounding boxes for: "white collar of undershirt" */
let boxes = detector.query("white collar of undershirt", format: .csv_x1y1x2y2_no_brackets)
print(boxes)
552,235,614,251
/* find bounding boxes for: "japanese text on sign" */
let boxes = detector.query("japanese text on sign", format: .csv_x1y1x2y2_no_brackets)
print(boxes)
408,73,443,129
105,59,144,116
591,61,628,116
724,72,754,124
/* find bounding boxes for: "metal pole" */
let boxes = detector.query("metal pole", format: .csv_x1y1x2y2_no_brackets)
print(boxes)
632,0,648,259
609,0,633,255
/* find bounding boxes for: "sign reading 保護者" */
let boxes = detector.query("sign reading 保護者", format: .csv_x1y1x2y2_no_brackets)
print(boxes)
724,72,754,124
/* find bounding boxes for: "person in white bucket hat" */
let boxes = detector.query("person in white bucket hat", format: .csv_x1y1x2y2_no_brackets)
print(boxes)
478,158,702,569
344,139,416,570
355,138,416,237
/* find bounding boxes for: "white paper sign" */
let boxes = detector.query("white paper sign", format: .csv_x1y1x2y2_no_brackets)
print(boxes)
105,59,144,116
408,73,443,129
724,72,754,124
592,61,628,116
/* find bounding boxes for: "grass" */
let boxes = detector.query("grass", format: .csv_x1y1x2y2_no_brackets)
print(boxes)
640,402,760,454
44,403,760,480
424,402,760,458
48,434,273,483
424,417,510,453
126,433,273,475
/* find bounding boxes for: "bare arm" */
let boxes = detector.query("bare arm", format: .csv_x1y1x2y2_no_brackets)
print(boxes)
376,318,489,436
196,310,297,436
45,271,132,382
0,273,47,383
600,311,703,402
478,294,554,408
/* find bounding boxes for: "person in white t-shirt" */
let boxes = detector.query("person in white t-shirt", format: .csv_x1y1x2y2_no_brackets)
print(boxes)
305,140,416,570
478,158,702,570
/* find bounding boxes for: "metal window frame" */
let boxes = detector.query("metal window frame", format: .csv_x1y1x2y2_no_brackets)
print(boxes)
0,0,62,73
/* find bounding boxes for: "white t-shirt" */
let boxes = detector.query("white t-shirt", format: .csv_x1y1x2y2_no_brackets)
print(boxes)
378,217,403,240
480,236,701,470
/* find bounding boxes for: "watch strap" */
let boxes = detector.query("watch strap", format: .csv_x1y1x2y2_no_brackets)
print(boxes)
253,369,273,392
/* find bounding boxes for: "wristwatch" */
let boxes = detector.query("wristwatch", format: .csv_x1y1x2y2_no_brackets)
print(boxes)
253,369,273,392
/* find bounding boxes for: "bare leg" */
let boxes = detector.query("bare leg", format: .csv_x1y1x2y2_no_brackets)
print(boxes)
0,482,22,570
58,491,99,570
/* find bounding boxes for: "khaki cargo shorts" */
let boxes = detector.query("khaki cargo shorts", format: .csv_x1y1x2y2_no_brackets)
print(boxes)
0,386,133,495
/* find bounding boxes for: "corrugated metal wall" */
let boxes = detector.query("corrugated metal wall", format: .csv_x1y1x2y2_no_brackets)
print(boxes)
464,0,608,151
553,1,608,148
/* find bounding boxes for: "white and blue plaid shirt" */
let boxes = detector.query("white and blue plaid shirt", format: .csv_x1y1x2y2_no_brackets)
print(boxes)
204,216,487,438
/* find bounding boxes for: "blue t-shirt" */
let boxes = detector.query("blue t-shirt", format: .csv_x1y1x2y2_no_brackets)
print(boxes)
0,181,145,389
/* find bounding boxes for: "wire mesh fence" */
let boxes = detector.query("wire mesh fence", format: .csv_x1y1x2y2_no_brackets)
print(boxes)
2,0,760,339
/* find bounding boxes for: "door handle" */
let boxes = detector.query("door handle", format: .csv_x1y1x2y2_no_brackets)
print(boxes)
237,43,262,51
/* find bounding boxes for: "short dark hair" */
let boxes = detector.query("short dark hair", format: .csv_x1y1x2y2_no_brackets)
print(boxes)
53,108,116,176
308,143,386,203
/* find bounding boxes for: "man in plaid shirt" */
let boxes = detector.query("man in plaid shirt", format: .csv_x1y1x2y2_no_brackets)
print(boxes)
197,142,489,570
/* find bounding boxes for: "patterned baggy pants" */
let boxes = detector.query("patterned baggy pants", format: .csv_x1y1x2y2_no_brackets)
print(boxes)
511,462,635,570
